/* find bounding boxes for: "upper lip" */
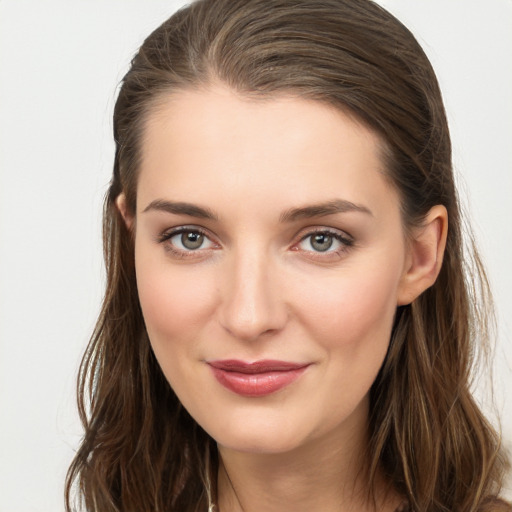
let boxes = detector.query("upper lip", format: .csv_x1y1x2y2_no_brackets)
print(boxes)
207,359,310,374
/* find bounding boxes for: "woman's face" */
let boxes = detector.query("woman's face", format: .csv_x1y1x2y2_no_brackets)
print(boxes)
130,85,413,454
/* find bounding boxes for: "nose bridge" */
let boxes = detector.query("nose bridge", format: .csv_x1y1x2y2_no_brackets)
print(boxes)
219,241,285,341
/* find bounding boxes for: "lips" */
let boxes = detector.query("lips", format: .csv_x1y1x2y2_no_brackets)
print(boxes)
207,359,310,397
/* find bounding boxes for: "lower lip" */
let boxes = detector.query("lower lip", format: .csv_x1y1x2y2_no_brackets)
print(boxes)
209,366,308,397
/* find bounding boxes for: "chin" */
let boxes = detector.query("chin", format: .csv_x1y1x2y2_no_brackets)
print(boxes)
202,410,317,456
215,429,305,455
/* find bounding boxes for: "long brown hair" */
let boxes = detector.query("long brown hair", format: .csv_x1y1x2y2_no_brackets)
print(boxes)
66,0,510,510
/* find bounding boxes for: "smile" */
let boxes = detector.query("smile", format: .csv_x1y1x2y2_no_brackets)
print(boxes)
207,360,310,397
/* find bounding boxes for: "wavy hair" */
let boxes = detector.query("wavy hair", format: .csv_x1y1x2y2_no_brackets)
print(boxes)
66,0,510,510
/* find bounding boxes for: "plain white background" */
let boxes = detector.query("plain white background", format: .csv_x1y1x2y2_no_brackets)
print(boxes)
0,1,511,510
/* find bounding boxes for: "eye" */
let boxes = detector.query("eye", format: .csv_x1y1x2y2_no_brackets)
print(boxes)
173,230,209,250
158,227,217,256
295,229,353,255
305,233,336,252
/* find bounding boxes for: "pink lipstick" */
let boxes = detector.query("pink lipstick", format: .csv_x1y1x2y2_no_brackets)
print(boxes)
207,359,309,397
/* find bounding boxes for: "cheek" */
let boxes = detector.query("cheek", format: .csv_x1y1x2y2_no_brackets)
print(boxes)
286,262,402,433
134,247,217,355
291,256,402,355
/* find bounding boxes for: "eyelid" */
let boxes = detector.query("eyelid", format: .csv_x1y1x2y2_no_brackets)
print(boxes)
157,225,211,242
294,226,354,244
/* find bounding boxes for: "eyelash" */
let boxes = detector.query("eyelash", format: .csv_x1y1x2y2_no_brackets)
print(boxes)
157,226,354,261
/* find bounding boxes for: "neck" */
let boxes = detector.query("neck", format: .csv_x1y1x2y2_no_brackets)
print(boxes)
215,404,400,512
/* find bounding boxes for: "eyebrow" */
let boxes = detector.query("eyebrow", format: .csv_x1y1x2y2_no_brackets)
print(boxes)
279,199,373,222
142,198,372,223
142,200,218,220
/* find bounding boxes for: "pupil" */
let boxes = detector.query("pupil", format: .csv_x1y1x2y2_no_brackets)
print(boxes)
311,234,333,252
182,232,204,250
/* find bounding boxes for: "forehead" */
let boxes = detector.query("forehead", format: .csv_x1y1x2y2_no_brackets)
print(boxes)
137,85,398,219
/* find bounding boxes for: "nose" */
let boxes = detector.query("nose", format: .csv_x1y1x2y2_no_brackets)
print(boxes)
218,248,288,342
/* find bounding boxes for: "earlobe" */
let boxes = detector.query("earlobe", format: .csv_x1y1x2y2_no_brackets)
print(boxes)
397,205,448,306
115,193,134,230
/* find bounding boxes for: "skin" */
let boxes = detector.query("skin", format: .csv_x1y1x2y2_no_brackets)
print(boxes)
117,85,447,512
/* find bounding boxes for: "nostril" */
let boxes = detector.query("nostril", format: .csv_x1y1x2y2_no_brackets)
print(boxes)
221,315,281,343
219,295,287,342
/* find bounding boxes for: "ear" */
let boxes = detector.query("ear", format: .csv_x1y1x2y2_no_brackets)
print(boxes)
397,205,448,306
115,193,134,230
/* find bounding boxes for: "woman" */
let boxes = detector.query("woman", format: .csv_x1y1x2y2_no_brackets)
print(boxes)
65,0,511,510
